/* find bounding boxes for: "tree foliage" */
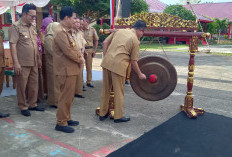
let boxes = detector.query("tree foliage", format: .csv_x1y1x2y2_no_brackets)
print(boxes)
163,5,196,21
131,0,149,15
51,0,149,21
52,0,110,21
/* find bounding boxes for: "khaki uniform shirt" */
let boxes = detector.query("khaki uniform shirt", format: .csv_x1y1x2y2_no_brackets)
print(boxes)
72,30,86,52
53,23,82,76
83,26,99,47
8,19,38,66
101,29,140,77
0,35,5,68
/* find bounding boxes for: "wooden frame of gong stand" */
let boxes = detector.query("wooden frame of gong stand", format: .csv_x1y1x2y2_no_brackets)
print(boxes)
96,28,210,119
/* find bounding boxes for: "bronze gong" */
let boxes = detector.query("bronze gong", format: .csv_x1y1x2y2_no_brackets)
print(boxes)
130,56,177,101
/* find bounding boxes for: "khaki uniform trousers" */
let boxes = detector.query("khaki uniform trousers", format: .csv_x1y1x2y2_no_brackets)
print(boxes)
46,54,60,106
126,63,131,82
84,49,93,84
16,66,38,110
75,67,84,95
56,75,76,126
99,68,126,119
0,68,4,94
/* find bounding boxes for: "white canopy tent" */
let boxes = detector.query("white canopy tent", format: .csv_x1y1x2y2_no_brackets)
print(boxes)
0,0,50,14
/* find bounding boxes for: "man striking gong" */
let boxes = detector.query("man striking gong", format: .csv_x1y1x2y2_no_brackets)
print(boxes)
99,20,147,123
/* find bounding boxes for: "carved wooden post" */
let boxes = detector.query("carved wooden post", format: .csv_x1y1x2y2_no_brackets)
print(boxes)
180,36,205,118
96,88,115,119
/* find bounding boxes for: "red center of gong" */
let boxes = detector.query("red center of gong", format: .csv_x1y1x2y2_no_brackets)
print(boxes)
149,74,157,83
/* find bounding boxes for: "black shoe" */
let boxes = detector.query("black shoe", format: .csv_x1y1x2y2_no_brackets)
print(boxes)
86,83,94,88
29,106,45,111
55,124,74,133
67,120,79,126
114,116,130,123
0,113,10,118
125,81,130,85
75,94,85,98
49,105,57,109
21,110,31,117
37,99,41,103
82,87,86,91
99,112,110,121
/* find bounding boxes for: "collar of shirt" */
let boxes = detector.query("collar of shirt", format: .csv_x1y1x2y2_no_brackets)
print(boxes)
60,22,71,33
71,29,76,35
85,25,90,30
20,19,31,27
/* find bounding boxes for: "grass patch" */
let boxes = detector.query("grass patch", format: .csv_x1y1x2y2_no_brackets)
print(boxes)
140,43,188,50
209,52,232,56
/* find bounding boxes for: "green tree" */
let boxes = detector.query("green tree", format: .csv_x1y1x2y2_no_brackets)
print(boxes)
164,5,196,21
131,0,149,15
213,18,229,43
52,0,149,21
51,0,110,21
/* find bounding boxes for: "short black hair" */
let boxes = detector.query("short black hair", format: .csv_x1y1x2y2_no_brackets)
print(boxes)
83,17,91,23
60,6,75,20
22,4,36,14
133,20,147,29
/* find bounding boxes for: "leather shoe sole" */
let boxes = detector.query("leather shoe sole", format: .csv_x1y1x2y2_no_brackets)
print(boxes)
21,110,31,116
75,94,85,98
0,113,10,118
114,116,130,123
29,106,45,111
99,112,110,121
55,124,74,133
86,83,94,88
67,120,79,126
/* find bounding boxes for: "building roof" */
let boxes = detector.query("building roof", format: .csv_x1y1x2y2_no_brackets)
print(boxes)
145,0,166,13
183,2,232,21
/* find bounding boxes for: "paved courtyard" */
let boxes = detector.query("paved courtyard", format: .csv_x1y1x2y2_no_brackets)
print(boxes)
0,47,232,157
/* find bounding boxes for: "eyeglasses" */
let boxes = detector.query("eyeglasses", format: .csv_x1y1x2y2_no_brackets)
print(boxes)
27,14,37,19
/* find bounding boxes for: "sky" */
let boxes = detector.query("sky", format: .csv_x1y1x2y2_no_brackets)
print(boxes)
160,0,232,5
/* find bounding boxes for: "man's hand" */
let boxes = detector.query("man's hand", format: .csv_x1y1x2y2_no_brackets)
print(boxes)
14,63,22,75
139,73,146,80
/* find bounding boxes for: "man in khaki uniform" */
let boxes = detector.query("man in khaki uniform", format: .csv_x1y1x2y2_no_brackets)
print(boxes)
83,17,99,88
73,17,86,98
53,7,85,133
0,32,10,118
99,20,147,123
8,4,45,117
44,22,60,107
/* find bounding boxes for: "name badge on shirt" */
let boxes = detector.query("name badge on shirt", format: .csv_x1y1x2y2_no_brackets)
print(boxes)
72,42,75,47
69,35,75,47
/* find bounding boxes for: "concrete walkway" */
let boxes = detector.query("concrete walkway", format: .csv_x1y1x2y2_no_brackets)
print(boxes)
0,49,232,157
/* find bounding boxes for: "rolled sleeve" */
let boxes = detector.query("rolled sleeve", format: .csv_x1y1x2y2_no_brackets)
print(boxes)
130,39,140,61
93,29,99,41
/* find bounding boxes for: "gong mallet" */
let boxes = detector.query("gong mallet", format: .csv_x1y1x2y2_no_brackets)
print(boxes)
147,74,157,83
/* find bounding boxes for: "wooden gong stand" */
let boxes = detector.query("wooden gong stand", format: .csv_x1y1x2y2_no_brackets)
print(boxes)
96,13,210,119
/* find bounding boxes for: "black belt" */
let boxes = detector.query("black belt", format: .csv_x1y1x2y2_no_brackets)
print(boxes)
85,46,93,49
